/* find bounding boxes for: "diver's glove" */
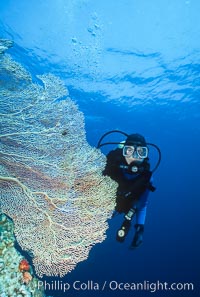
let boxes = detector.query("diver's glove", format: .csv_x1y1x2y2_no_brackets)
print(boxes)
130,224,144,249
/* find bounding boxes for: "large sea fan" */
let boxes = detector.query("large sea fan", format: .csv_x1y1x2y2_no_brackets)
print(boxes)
0,42,116,277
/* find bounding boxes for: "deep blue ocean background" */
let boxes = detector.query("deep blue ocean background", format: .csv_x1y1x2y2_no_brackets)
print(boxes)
0,0,200,296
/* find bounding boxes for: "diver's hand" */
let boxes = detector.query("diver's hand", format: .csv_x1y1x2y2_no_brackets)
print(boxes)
117,190,132,199
124,191,132,198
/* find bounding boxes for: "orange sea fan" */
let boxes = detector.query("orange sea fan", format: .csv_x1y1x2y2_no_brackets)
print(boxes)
19,259,30,272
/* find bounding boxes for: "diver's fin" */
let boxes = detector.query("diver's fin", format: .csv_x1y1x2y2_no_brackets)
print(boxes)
130,224,144,249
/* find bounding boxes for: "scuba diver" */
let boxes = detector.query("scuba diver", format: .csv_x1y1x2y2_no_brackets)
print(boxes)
97,130,161,249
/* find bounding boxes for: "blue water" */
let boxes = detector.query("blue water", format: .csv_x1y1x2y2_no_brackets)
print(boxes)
1,0,200,296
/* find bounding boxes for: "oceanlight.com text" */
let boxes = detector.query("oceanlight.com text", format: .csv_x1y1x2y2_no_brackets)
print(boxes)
37,280,194,293
108,280,194,292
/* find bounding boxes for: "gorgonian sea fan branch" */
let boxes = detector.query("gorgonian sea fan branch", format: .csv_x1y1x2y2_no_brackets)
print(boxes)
0,47,117,277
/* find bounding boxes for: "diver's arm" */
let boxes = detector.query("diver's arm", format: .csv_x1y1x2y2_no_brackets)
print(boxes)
119,174,155,199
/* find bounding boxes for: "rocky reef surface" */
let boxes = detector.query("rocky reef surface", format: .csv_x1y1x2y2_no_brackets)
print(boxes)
0,214,49,297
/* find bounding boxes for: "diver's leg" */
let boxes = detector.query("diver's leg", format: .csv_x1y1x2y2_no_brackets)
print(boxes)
135,190,148,225
130,191,149,248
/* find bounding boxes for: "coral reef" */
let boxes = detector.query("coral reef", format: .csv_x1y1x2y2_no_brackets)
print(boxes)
22,271,33,285
0,214,47,297
0,39,13,55
0,42,117,277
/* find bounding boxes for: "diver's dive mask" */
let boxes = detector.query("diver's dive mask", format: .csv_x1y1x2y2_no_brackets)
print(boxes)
122,145,148,159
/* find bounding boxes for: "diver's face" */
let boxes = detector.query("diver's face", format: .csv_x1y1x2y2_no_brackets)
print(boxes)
123,145,147,163
125,155,144,163
125,146,134,156
124,149,144,164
